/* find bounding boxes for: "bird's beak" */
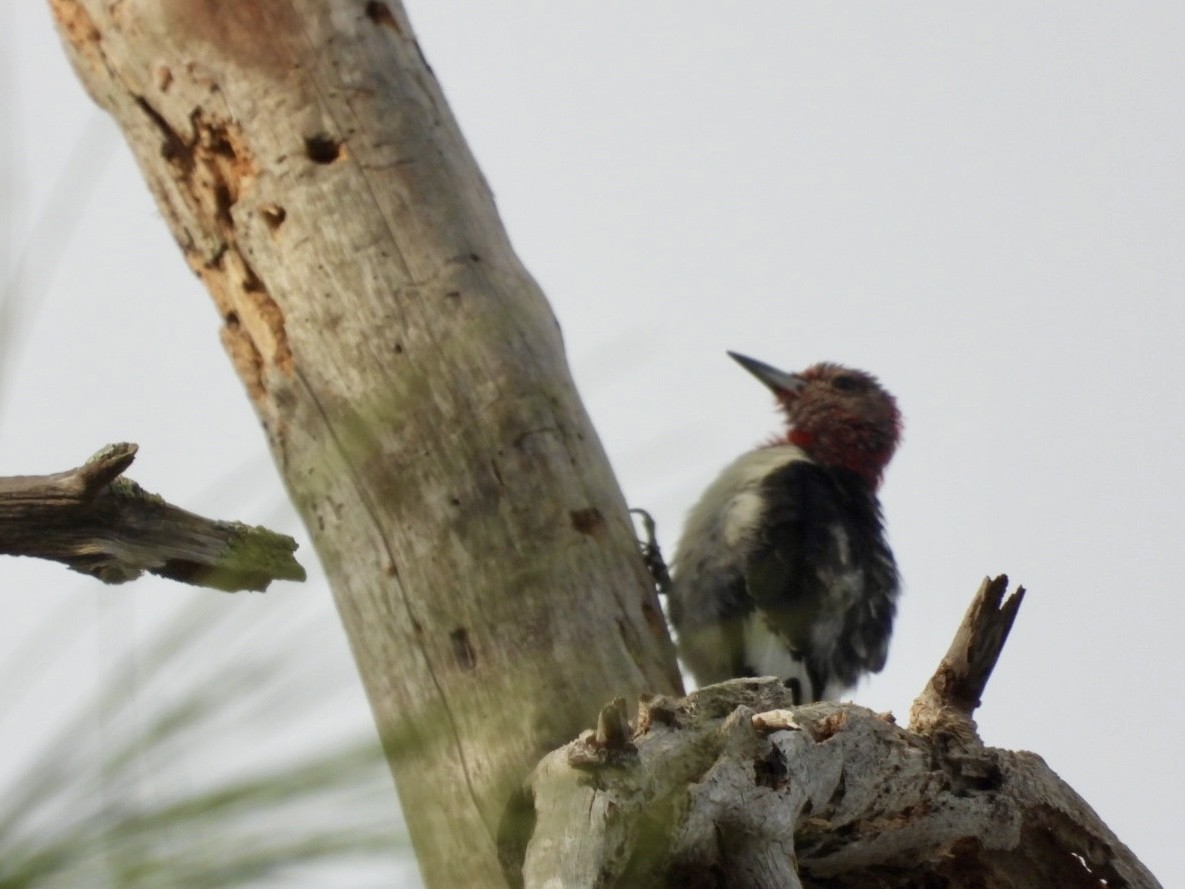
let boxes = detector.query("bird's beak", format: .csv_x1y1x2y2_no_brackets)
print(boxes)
728,351,805,396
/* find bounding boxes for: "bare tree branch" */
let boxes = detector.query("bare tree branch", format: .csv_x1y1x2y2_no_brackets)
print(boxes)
0,442,304,591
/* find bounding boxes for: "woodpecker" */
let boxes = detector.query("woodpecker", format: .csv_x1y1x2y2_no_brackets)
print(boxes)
667,352,902,704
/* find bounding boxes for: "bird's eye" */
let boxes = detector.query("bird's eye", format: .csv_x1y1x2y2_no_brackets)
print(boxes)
831,374,863,392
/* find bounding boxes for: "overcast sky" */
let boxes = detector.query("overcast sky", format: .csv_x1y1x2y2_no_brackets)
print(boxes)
4,3,1181,886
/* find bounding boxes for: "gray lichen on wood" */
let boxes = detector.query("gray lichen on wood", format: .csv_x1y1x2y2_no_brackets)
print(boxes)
0,442,305,592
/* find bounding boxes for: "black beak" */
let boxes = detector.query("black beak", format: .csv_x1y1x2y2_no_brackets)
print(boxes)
727,351,805,395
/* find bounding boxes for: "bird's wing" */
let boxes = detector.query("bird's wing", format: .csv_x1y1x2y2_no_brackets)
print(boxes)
744,460,849,654
746,461,898,685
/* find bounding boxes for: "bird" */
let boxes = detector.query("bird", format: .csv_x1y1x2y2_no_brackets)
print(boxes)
666,352,902,704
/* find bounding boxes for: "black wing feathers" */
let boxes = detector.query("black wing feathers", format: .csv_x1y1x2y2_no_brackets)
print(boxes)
745,464,847,647
746,461,898,693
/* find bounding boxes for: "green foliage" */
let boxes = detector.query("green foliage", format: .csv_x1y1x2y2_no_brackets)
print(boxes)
0,596,411,888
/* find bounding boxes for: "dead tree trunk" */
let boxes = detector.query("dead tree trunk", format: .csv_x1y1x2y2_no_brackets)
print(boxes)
49,2,680,887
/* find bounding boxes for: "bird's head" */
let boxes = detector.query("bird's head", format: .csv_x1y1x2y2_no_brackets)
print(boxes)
729,352,902,488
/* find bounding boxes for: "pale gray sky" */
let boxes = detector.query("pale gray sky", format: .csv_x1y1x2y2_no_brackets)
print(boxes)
4,3,1181,886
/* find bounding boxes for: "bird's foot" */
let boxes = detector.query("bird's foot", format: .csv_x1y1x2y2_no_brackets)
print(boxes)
629,508,672,595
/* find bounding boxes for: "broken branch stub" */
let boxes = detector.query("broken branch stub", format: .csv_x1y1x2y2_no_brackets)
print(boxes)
0,443,305,592
908,574,1026,745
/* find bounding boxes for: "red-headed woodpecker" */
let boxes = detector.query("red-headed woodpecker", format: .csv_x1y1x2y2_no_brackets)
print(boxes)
667,352,902,703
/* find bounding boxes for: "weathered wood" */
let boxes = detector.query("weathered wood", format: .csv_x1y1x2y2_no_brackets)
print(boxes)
0,443,304,591
518,580,1162,889
909,574,1026,745
48,2,681,886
